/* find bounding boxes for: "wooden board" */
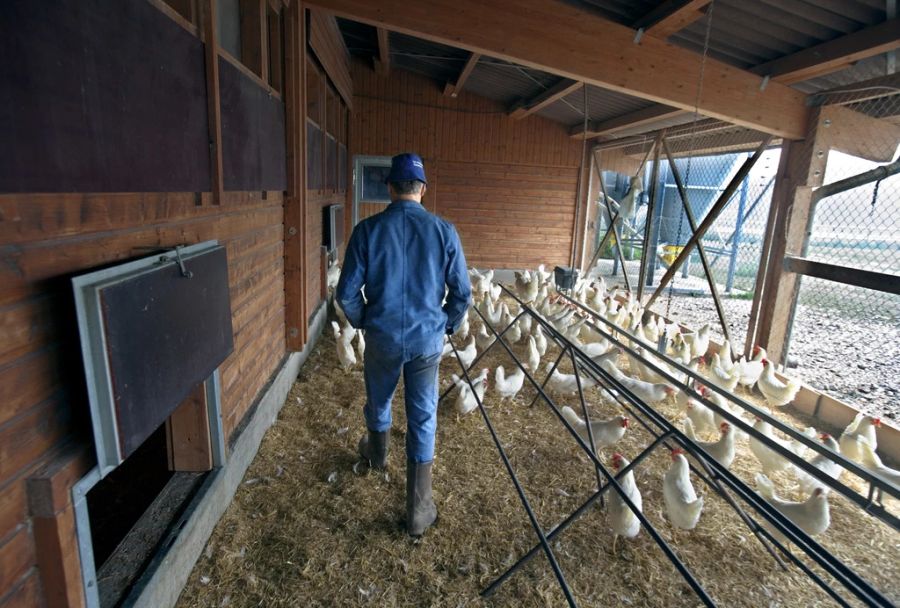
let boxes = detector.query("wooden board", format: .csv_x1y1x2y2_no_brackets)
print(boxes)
308,9,353,110
0,0,209,192
219,57,288,191
97,246,234,459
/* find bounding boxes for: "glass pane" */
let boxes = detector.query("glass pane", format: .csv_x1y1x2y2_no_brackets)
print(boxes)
361,164,391,202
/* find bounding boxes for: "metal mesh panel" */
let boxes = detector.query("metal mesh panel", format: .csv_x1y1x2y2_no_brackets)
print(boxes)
782,89,900,413
590,123,776,353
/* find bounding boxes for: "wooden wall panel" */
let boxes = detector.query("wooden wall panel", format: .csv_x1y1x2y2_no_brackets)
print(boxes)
348,60,583,269
308,10,353,110
0,190,286,605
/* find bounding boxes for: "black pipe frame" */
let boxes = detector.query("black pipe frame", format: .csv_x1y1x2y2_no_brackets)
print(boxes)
460,284,895,607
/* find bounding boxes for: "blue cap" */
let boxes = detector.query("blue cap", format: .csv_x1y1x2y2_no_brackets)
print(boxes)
385,153,427,185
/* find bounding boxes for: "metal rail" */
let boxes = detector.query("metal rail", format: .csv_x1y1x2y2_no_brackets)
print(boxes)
458,285,896,607
561,292,900,505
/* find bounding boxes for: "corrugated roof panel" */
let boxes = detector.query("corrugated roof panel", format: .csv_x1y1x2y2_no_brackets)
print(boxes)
465,59,557,106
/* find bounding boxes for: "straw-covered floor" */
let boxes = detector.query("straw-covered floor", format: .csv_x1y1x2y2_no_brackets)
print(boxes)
178,301,899,607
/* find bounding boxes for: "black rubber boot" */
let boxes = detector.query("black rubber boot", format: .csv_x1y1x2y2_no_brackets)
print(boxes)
358,430,389,470
406,460,437,537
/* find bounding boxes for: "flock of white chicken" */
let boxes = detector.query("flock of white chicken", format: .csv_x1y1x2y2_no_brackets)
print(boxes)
328,262,896,549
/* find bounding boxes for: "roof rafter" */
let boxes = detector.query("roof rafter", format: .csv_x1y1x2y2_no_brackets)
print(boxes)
443,51,480,97
374,27,390,75
305,0,808,138
632,0,711,39
509,78,582,120
569,104,686,138
752,18,900,85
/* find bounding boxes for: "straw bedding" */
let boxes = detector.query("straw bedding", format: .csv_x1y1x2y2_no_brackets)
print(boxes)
177,301,899,607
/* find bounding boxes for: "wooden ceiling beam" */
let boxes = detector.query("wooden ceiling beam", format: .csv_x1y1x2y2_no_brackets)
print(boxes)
752,18,900,85
633,0,711,39
374,27,390,75
570,104,686,138
509,78,582,119
443,51,481,97
305,0,808,139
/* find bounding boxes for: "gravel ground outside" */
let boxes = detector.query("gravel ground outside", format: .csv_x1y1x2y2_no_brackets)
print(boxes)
650,293,900,422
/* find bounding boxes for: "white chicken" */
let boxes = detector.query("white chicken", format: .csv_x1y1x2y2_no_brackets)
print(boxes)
331,321,357,370
453,311,470,340
839,413,881,463
684,420,736,469
734,345,766,388
749,417,816,476
601,360,674,404
544,362,597,395
475,322,496,351
525,335,541,372
479,296,503,327
494,365,525,402
532,323,548,356
755,473,830,542
608,453,642,550
705,353,740,393
716,340,735,372
325,263,341,293
857,438,900,488
663,449,704,530
455,336,477,370
514,270,540,303
757,360,801,407
355,329,366,360
451,368,489,416
797,433,844,495
560,406,628,450
681,324,711,360
684,397,717,437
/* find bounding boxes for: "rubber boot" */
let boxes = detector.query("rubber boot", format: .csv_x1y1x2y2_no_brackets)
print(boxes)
406,460,437,537
358,430,389,470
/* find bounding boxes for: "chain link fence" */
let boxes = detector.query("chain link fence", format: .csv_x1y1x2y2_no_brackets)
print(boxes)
590,89,900,416
591,123,777,353
784,90,900,414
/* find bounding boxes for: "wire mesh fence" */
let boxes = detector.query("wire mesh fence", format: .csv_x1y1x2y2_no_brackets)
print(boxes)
591,123,777,354
589,88,900,417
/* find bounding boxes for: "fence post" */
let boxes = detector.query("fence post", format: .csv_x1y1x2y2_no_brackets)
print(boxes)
726,155,751,293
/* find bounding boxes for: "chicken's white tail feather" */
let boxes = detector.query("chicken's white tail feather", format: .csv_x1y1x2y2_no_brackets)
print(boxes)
683,418,697,441
560,406,581,428
755,473,775,500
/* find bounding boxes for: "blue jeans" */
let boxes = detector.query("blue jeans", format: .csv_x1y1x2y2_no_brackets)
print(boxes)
363,340,442,464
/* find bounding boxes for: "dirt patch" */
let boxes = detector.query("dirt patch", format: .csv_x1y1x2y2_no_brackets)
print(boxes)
177,305,899,607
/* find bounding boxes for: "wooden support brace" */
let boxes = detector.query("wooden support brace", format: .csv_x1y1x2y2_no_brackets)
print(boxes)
661,138,731,341
644,136,773,311
202,0,224,205
283,1,309,349
27,446,94,608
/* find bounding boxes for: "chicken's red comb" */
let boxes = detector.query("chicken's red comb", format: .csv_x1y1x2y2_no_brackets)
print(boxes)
873,418,882,427
820,432,831,440
621,418,629,428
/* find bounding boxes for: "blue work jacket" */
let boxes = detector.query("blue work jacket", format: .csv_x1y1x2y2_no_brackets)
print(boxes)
336,199,472,357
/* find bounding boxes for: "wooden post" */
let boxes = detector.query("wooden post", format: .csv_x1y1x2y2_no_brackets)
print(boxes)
27,447,94,608
201,0,224,205
284,1,308,350
166,383,213,471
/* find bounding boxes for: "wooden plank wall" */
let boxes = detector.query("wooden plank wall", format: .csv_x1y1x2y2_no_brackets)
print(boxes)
308,10,353,110
0,190,286,605
348,60,583,270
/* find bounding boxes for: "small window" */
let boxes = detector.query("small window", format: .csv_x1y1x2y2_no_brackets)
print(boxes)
217,0,242,60
307,120,323,191
361,164,391,203
307,61,322,126
266,5,283,93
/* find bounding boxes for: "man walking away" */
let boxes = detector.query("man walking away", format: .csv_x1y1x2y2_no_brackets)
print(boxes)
336,153,471,536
